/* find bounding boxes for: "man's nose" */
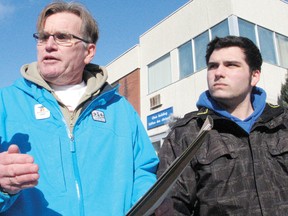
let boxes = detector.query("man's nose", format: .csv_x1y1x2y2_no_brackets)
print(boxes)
45,35,58,49
214,65,226,77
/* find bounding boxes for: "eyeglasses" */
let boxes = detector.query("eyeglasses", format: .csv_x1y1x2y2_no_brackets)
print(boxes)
33,32,91,46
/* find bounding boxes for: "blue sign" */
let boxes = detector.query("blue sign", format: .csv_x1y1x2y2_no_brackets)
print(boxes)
147,107,173,130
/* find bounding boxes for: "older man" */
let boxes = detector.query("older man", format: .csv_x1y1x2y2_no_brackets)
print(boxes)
0,2,158,215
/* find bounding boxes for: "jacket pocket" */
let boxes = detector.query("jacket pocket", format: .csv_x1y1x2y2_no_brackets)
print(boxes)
5,121,67,193
195,132,238,181
196,132,238,164
265,134,288,188
267,136,288,157
266,135,288,170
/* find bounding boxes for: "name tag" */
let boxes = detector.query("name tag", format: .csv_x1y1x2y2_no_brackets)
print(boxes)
92,110,106,122
34,104,50,120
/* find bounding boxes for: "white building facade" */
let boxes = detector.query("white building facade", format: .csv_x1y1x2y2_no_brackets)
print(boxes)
107,0,288,151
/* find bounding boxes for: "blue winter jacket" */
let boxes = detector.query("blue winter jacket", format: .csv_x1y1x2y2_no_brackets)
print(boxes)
0,62,159,215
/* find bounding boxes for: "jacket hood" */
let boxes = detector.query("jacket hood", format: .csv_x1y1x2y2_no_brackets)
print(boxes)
196,87,267,133
20,62,108,97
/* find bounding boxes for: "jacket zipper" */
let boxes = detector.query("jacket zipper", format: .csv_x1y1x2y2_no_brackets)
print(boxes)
69,132,85,216
42,92,86,215
63,87,115,215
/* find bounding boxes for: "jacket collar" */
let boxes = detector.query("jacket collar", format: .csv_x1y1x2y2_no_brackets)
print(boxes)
18,62,109,105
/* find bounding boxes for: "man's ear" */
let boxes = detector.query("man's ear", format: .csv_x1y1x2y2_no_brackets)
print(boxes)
251,69,261,87
84,43,96,64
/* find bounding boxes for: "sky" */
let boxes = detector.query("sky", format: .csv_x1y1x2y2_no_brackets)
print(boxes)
0,0,189,88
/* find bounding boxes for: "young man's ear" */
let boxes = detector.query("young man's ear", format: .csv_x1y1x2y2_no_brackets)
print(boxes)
251,70,261,87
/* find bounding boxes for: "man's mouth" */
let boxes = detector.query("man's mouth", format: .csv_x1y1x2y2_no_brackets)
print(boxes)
43,56,58,63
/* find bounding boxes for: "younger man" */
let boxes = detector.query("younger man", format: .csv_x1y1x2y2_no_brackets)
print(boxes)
156,36,288,215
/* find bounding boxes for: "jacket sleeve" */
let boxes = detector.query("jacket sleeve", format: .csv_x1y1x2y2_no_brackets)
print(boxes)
0,193,20,213
157,128,198,215
132,112,159,205
0,90,20,212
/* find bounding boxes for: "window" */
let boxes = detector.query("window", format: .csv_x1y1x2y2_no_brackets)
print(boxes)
194,31,209,71
179,41,193,79
238,18,257,45
211,19,229,39
276,33,288,68
258,26,277,65
148,54,171,93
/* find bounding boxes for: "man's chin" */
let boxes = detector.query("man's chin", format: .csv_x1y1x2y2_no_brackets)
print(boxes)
210,92,229,99
39,71,61,82
211,94,232,104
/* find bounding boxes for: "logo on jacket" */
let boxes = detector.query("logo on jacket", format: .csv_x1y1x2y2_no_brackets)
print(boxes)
34,104,50,120
92,110,106,122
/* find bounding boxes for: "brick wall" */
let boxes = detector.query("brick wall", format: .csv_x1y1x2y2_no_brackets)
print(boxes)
117,68,141,115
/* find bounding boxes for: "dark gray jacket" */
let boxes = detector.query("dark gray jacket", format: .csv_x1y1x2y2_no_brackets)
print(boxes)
157,104,288,216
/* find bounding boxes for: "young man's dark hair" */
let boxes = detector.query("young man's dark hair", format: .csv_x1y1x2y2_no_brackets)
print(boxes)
205,36,263,72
